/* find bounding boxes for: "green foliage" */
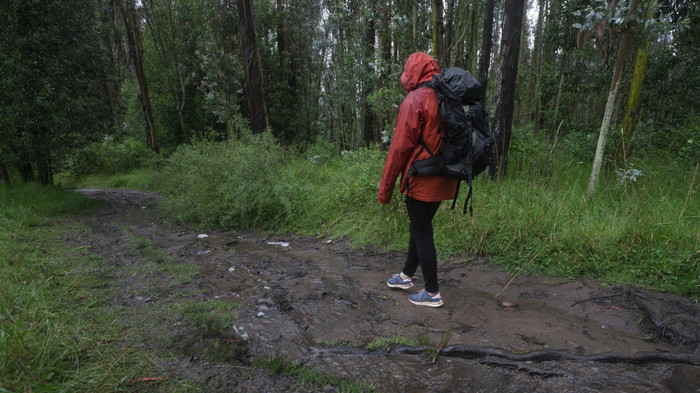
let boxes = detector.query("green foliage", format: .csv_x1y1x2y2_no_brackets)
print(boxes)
177,299,239,338
0,0,111,183
154,132,699,297
366,335,415,350
69,137,159,177
252,355,377,393
154,130,303,229
0,184,135,391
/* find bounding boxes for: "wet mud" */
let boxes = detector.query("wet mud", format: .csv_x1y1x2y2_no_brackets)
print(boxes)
71,189,699,392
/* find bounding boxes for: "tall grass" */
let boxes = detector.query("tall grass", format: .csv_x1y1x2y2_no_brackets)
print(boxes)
0,184,132,391
152,130,698,297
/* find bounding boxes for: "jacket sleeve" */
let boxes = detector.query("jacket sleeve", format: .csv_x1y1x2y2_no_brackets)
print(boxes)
378,94,423,204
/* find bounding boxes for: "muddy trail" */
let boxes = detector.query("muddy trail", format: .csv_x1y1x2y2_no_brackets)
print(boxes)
70,189,699,392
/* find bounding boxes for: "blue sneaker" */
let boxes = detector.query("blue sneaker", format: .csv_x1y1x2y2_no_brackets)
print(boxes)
408,289,444,307
387,273,414,289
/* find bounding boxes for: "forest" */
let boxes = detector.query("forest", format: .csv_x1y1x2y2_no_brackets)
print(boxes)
0,0,697,184
1,0,699,391
1,0,698,292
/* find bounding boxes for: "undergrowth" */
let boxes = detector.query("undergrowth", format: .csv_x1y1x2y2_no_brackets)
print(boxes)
150,130,699,298
0,184,138,391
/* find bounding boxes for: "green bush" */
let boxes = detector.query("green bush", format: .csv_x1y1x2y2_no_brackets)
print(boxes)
69,137,157,177
151,130,699,297
154,130,302,229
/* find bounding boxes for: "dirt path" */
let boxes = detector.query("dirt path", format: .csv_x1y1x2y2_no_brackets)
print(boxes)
71,189,699,392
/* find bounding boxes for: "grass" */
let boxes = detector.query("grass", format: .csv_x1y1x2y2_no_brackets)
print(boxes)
366,335,415,350
0,184,148,392
0,182,385,392
252,354,378,393
138,131,698,298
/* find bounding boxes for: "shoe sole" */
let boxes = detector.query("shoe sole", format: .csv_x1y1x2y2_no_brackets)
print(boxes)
387,281,414,289
409,298,444,307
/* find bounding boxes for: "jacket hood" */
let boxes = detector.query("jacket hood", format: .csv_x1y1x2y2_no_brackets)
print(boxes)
400,52,441,92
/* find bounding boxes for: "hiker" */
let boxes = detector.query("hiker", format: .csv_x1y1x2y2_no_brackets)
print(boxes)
378,52,457,308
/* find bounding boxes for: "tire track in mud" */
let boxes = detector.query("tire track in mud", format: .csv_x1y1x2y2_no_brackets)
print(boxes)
73,189,700,393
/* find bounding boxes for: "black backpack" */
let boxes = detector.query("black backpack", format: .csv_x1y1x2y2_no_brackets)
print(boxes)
405,67,495,215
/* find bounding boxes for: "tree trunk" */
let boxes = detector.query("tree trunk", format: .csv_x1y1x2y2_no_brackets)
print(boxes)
277,0,292,143
613,0,654,165
237,0,268,134
121,0,158,153
613,44,648,164
551,72,565,138
477,0,496,104
431,0,443,61
0,161,10,186
444,0,456,65
143,0,189,144
468,0,479,72
522,0,546,128
587,0,639,199
362,11,376,146
491,0,525,178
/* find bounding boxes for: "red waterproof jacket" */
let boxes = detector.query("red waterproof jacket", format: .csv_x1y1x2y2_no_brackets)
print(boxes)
378,52,457,204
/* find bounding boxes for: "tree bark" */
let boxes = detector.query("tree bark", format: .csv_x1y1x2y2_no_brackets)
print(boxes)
491,0,525,178
587,0,639,199
431,0,443,61
613,44,648,164
277,0,292,143
613,0,655,165
121,0,158,153
522,0,546,128
0,161,10,186
143,0,189,144
362,10,376,145
237,0,268,134
477,0,496,105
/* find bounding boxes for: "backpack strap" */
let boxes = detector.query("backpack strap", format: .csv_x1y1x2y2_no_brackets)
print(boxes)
451,180,461,210
403,139,427,195
464,177,474,216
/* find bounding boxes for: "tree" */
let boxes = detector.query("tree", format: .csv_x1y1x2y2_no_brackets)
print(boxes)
121,0,159,153
237,0,268,134
142,0,197,144
478,0,496,104
491,0,526,178
0,0,111,184
587,0,639,199
521,0,547,129
276,0,292,143
613,0,658,164
432,0,444,60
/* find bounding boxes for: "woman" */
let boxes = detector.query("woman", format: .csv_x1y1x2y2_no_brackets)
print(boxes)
378,52,456,308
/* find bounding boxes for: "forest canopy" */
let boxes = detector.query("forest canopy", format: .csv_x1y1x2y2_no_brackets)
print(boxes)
0,0,697,185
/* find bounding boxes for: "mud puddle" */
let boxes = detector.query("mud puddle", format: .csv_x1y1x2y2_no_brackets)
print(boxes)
71,189,700,392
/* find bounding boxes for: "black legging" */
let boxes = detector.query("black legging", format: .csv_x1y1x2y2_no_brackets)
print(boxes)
401,196,442,293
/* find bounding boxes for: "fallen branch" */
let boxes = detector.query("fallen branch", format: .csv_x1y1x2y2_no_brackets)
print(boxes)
570,292,625,307
496,253,539,298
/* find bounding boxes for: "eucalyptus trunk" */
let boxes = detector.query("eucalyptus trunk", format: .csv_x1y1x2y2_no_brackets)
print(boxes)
613,43,648,164
143,0,189,143
121,0,158,153
432,0,443,61
237,0,268,134
277,0,292,143
522,0,546,128
613,0,657,164
492,0,525,178
477,0,495,104
587,0,639,199
0,162,9,186
362,10,376,145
